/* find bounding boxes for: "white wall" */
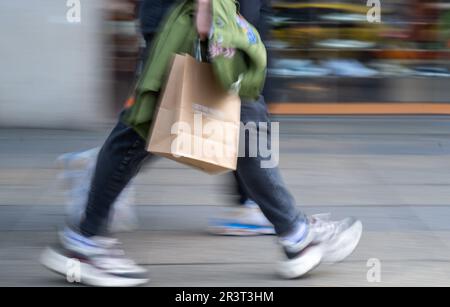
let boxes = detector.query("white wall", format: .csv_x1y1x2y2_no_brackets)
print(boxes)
0,0,111,129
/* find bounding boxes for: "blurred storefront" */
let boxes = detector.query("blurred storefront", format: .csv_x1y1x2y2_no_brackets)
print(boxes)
105,0,140,113
265,0,450,114
107,0,450,116
1,0,450,130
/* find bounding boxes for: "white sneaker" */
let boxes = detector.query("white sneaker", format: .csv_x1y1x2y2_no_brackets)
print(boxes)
277,215,363,279
40,229,148,287
309,214,363,263
208,201,276,236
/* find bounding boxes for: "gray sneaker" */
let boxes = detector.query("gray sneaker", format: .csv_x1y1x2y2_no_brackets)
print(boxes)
277,214,363,279
208,201,276,236
309,214,363,263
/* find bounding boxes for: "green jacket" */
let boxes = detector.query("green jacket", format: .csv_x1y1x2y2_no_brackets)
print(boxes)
123,0,267,139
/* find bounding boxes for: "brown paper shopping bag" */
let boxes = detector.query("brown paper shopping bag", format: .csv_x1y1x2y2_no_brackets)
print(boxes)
147,54,241,174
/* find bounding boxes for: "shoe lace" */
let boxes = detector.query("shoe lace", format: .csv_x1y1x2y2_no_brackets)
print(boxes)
309,214,339,242
92,238,137,269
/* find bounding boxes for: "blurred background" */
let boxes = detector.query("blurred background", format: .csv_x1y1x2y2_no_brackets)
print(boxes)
266,0,450,105
1,0,449,128
0,0,450,286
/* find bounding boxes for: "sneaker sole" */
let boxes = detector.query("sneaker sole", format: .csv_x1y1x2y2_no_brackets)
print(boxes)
208,225,276,236
40,247,149,287
277,245,323,279
322,220,363,263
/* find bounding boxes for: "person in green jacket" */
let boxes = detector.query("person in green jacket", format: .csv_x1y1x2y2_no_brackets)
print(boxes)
41,0,362,287
138,0,277,236
58,0,276,236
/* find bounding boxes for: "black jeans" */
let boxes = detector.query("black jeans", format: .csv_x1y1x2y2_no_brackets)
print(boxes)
139,0,273,205
80,96,305,237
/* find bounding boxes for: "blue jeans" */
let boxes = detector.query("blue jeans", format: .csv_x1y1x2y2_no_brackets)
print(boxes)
79,96,306,237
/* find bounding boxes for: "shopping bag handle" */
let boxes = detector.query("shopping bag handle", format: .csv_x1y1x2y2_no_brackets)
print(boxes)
194,38,203,62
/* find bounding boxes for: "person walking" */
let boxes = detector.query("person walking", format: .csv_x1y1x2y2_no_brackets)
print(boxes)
60,0,276,236
41,0,362,286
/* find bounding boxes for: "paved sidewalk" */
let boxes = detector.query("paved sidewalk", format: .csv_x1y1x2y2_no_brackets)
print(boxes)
1,116,450,286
